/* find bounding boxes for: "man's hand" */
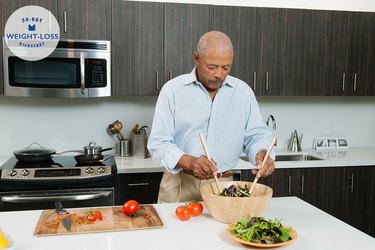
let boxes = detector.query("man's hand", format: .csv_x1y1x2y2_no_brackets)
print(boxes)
178,154,218,180
252,150,275,178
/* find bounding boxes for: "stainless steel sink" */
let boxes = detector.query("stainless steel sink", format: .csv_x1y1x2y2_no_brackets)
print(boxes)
240,153,323,162
275,154,323,161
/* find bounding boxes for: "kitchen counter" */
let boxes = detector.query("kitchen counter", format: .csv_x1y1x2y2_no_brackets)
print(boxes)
1,147,375,174
0,197,373,250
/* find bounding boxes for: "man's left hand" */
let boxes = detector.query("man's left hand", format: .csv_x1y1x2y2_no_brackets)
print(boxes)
252,150,275,178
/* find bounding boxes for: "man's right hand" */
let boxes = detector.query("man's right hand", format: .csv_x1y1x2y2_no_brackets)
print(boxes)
178,154,218,180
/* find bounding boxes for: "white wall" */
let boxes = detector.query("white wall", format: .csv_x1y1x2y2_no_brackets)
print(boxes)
1,0,375,155
1,95,375,155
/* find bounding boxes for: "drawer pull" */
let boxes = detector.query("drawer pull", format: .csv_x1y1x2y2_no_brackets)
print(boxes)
287,176,292,195
128,183,150,187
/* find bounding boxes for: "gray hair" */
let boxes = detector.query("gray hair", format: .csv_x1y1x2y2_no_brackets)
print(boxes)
196,31,234,57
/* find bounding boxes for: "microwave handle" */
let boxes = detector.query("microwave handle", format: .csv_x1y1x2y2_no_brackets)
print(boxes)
80,52,86,94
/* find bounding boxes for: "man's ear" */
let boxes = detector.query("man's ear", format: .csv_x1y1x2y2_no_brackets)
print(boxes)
193,51,199,63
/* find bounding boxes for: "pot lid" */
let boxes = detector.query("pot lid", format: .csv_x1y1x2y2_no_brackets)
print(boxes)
13,142,56,156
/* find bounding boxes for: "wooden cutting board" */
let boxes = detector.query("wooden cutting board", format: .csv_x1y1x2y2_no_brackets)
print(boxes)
34,205,163,236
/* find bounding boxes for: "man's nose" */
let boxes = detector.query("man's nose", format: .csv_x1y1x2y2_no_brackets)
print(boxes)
214,68,224,78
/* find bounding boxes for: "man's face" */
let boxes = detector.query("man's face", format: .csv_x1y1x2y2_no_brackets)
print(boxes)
194,49,233,92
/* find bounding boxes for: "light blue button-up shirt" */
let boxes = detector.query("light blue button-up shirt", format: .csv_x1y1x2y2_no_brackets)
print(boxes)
148,68,273,173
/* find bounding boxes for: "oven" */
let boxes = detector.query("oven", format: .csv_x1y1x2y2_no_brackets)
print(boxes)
0,156,116,211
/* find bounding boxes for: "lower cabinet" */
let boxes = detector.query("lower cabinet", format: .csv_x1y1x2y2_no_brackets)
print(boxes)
242,166,375,237
115,172,163,205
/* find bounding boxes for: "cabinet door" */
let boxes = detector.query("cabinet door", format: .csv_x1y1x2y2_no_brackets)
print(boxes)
112,0,164,96
58,0,111,40
214,6,259,93
0,0,58,95
115,173,163,205
164,3,213,82
346,12,375,96
341,167,373,235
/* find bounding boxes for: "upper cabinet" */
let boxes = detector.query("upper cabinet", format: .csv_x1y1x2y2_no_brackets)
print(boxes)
58,0,111,40
112,0,164,96
111,1,213,96
164,3,213,82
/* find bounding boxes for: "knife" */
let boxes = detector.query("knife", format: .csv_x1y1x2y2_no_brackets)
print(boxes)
55,201,72,231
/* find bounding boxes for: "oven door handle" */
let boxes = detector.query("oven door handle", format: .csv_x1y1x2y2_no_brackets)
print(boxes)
1,191,112,203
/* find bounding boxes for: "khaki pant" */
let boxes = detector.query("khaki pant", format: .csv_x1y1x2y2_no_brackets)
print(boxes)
157,171,233,203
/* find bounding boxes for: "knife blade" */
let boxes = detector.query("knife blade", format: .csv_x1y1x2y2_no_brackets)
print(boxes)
55,201,72,231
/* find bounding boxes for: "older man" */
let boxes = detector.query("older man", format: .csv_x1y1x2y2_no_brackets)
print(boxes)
148,31,275,203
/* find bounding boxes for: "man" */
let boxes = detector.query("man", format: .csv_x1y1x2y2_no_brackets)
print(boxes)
148,31,275,203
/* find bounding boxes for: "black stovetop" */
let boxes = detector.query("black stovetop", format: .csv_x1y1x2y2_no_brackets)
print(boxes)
0,156,116,169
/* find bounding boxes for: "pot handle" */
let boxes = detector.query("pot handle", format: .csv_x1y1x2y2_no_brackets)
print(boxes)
54,150,84,156
99,147,115,153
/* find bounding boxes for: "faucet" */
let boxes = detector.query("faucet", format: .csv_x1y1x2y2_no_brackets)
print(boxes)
266,115,277,146
289,130,302,152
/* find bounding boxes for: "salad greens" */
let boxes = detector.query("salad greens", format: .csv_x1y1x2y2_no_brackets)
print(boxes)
231,217,292,244
219,184,254,197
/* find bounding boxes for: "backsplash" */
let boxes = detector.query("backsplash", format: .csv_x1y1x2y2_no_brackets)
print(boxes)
0,95,374,155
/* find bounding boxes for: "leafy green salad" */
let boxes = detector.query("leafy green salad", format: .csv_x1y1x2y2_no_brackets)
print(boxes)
231,217,292,244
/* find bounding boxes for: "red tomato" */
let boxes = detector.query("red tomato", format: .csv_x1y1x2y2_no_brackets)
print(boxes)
186,201,203,217
122,200,140,216
175,205,192,221
86,210,103,221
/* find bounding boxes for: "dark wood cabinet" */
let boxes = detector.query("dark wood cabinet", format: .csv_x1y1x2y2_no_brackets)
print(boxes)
164,3,213,82
242,166,375,237
112,1,213,96
112,0,164,96
115,172,163,205
58,0,111,40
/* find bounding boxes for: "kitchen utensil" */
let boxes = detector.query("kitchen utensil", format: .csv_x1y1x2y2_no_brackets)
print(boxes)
112,120,126,140
133,126,149,158
83,141,114,155
127,124,139,141
34,205,163,236
249,137,277,195
74,154,115,165
54,201,72,231
198,133,222,194
117,140,132,157
13,142,57,162
200,181,273,224
108,124,122,141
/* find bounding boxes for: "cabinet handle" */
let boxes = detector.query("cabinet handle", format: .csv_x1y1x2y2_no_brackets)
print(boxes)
349,174,354,193
128,182,150,187
265,72,269,91
252,72,257,91
353,73,357,92
63,11,67,33
341,73,346,92
287,176,292,195
156,70,159,90
169,70,173,80
300,175,304,195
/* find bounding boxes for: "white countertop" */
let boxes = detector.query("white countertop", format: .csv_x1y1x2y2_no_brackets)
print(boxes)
0,197,373,250
1,147,375,174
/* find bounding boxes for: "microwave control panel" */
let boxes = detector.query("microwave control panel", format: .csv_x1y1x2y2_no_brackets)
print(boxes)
86,59,107,87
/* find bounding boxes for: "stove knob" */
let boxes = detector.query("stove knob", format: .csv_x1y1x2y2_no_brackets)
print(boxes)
21,169,30,176
85,167,94,174
97,166,106,173
8,169,17,177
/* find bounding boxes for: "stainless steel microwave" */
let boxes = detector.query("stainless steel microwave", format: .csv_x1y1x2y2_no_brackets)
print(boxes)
2,39,111,98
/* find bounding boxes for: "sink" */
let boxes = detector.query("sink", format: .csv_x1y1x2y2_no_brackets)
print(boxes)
275,154,323,161
240,153,323,162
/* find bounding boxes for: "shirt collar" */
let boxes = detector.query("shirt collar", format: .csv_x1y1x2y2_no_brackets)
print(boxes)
184,67,235,88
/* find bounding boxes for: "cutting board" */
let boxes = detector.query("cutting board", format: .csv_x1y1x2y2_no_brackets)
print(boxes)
34,205,163,236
